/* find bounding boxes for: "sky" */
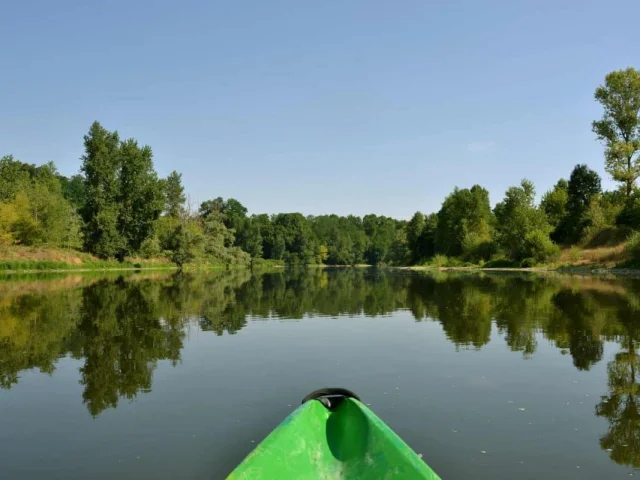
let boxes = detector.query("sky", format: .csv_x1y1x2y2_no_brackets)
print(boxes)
1,0,639,218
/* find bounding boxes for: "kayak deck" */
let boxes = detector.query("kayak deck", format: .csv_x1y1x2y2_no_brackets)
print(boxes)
228,395,441,479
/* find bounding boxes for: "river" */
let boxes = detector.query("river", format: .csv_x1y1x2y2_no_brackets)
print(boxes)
0,268,638,478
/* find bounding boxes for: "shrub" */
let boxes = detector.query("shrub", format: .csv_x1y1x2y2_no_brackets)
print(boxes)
430,254,449,268
138,237,161,259
568,246,582,263
520,258,537,268
484,258,520,268
625,231,640,261
523,229,560,264
617,192,640,229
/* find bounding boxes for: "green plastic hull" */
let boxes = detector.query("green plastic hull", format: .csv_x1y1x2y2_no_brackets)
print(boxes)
228,398,441,479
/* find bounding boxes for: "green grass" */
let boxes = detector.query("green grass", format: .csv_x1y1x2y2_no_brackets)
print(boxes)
0,260,175,272
420,255,474,268
250,258,285,269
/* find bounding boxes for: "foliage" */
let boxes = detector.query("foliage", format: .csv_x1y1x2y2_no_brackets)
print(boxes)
519,258,536,268
0,156,81,248
165,222,201,268
162,171,186,218
494,179,553,260
406,212,425,263
139,237,161,259
80,122,124,258
616,190,640,229
522,229,560,264
435,185,494,257
625,231,640,261
541,179,568,228
81,123,165,260
555,165,602,244
593,68,640,197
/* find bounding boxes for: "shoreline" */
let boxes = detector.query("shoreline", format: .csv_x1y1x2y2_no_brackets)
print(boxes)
402,265,640,277
1,261,640,277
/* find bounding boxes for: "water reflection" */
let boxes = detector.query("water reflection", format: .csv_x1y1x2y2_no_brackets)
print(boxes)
1,269,640,468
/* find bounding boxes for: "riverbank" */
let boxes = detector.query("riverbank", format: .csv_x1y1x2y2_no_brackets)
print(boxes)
0,246,288,274
1,245,639,276
0,246,173,273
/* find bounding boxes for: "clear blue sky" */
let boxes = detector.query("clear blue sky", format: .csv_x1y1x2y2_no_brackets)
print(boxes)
1,0,638,218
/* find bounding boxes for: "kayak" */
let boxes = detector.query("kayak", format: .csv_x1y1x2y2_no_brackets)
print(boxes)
227,388,442,479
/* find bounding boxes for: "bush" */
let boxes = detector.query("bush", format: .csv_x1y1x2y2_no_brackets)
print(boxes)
616,192,640,229
520,258,537,268
625,231,640,261
484,258,520,268
138,237,161,259
568,246,582,263
430,254,449,268
523,229,560,264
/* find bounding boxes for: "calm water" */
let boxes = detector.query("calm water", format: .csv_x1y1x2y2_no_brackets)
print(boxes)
1,269,639,479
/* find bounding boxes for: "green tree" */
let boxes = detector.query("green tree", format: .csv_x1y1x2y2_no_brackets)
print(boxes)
117,139,165,258
163,171,186,218
237,219,263,260
80,121,124,258
58,174,86,209
617,191,640,229
165,222,201,268
435,185,494,257
406,212,425,263
555,164,602,243
494,179,554,260
541,179,568,229
593,68,640,197
0,155,31,202
363,214,397,265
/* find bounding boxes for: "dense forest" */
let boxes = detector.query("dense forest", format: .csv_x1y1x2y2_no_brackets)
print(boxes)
1,68,640,268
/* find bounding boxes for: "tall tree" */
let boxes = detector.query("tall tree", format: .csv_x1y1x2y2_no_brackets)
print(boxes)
163,171,186,218
555,164,602,243
541,179,568,229
117,139,165,258
80,121,123,258
406,212,425,263
593,68,640,197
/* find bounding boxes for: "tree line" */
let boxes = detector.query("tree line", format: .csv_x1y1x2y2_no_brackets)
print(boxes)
1,68,640,267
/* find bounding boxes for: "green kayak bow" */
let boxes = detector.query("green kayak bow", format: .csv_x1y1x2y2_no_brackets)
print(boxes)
228,388,442,479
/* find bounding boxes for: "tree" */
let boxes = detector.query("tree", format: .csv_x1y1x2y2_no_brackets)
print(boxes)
555,164,602,243
494,179,555,261
0,157,81,247
0,155,31,202
117,139,165,258
593,68,640,197
163,171,186,218
58,174,86,209
406,212,425,264
165,222,200,268
435,185,494,257
363,214,397,265
80,121,124,258
237,219,263,260
81,122,164,260
222,198,248,231
541,179,568,229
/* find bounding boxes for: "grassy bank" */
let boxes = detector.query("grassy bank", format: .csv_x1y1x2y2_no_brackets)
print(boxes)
406,243,638,274
0,245,287,273
0,245,173,273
